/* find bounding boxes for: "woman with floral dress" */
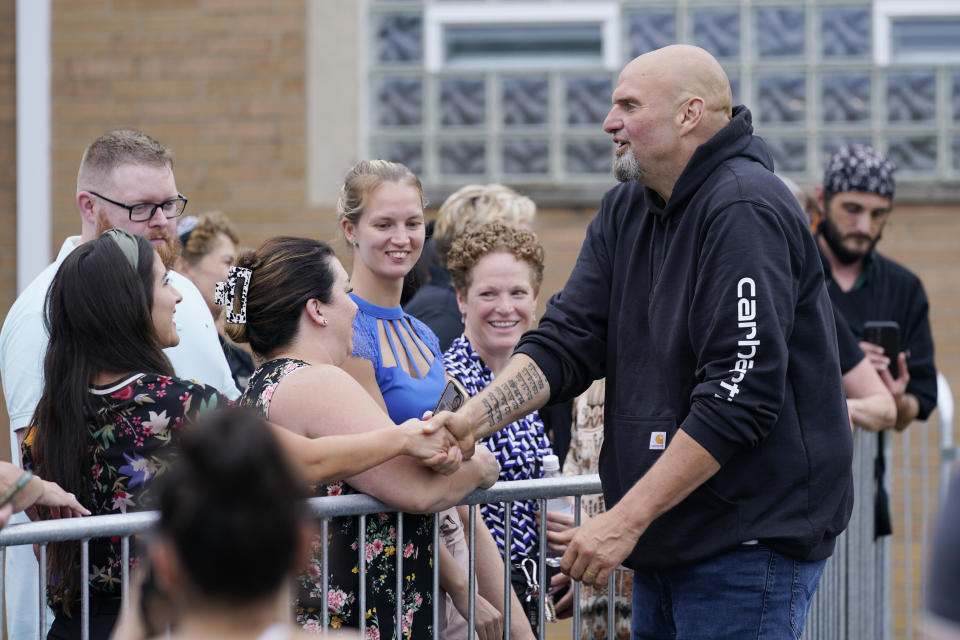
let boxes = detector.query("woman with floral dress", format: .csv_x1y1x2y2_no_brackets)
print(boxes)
23,230,228,640
230,234,499,638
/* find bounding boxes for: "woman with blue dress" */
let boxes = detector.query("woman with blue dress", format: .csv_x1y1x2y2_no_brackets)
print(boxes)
337,161,525,640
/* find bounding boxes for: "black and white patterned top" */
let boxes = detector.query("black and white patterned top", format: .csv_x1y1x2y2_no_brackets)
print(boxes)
443,334,554,564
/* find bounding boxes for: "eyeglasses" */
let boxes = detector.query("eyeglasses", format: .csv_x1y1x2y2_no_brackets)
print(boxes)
89,191,188,222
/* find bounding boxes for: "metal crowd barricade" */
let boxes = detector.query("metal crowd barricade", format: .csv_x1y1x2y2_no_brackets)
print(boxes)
5,377,956,640
0,475,605,640
804,372,956,640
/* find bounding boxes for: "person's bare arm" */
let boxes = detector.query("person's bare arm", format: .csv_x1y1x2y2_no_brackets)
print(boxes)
458,505,536,640
843,357,896,432
0,462,91,522
433,353,551,457
437,539,504,640
558,429,720,585
269,418,461,485
268,365,498,513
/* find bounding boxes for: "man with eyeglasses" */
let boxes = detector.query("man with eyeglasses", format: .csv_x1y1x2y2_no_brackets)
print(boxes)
0,129,241,638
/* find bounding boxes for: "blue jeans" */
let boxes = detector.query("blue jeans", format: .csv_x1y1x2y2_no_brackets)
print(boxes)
630,545,826,640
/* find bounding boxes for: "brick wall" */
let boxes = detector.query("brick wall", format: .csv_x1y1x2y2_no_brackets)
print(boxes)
49,0,326,252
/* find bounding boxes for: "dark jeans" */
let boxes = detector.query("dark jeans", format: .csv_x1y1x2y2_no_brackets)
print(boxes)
47,596,120,640
631,545,826,640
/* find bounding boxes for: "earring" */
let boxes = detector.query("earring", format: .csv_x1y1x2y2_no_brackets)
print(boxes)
460,313,466,324
319,317,328,327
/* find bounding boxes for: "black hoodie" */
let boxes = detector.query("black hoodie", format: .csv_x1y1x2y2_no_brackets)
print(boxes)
516,106,853,568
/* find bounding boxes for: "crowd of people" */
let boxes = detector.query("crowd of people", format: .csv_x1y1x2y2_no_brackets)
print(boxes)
0,42,952,640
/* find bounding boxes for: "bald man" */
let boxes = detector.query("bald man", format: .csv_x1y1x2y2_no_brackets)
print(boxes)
432,45,852,637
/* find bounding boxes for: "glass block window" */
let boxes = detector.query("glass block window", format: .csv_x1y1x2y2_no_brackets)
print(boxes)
821,6,871,58
822,73,871,124
756,73,806,124
439,78,486,128
377,13,423,63
502,139,550,175
692,8,741,61
502,77,549,127
566,76,612,126
755,7,805,58
350,0,960,204
626,9,676,57
886,71,936,123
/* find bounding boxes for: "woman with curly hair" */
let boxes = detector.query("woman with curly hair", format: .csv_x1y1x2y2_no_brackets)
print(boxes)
442,221,557,611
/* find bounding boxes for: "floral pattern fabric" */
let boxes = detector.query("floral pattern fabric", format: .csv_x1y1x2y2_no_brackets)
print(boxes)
443,334,554,565
242,358,434,639
21,373,226,605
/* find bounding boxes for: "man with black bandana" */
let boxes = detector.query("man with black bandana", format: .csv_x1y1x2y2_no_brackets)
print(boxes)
814,144,937,431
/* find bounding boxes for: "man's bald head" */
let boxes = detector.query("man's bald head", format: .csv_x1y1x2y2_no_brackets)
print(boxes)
603,45,734,200
626,45,733,129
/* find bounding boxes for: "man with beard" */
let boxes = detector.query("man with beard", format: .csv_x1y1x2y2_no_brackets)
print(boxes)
433,44,852,638
0,129,240,638
813,144,937,431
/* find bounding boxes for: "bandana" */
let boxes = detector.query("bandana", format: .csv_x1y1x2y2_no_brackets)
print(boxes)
823,144,896,200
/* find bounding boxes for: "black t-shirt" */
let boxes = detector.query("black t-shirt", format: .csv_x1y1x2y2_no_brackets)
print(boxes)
821,250,938,420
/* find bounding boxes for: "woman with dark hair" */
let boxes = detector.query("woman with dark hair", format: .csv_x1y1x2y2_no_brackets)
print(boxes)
143,408,318,640
23,230,229,640
231,235,500,637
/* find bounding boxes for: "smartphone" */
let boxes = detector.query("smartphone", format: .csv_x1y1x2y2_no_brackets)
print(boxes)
433,379,465,414
863,320,901,379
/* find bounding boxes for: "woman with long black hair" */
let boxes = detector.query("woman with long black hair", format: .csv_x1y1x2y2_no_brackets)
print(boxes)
23,229,228,639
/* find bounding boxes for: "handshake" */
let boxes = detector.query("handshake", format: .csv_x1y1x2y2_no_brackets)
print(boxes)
397,405,494,484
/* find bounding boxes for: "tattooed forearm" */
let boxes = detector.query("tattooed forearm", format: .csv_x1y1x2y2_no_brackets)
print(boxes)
481,396,503,429
516,370,533,399
505,379,523,411
521,364,544,392
478,361,550,432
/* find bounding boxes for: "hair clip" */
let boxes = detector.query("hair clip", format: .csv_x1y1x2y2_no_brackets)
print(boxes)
215,266,252,324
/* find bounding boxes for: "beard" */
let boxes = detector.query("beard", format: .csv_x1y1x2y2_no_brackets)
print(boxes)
613,149,644,183
95,212,180,268
818,215,881,266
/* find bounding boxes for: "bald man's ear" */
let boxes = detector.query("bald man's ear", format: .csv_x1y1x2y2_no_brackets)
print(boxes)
676,97,705,136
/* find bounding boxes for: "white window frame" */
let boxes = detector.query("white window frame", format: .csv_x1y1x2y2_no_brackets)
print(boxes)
423,2,620,73
874,0,960,66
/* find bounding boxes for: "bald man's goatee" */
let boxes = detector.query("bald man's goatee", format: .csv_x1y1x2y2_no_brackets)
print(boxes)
613,151,644,183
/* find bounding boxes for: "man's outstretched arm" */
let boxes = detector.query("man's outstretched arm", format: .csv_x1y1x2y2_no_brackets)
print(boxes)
432,353,551,457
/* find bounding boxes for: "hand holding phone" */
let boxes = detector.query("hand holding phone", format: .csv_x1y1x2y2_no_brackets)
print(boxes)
863,320,900,379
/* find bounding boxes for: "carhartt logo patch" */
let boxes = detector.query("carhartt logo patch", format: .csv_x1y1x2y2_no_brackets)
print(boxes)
649,432,666,450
